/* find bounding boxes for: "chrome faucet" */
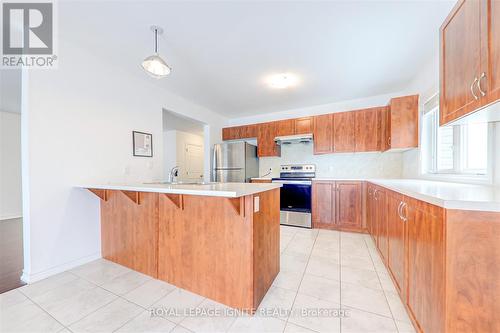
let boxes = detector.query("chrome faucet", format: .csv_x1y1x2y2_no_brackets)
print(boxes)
168,166,179,183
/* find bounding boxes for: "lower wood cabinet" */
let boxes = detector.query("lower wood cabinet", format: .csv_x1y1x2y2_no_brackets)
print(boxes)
406,198,445,333
366,182,500,333
312,180,362,231
386,190,406,295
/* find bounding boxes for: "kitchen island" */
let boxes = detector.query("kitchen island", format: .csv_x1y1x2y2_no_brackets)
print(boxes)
83,182,281,311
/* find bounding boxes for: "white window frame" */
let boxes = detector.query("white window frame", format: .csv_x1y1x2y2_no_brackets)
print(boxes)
420,96,494,185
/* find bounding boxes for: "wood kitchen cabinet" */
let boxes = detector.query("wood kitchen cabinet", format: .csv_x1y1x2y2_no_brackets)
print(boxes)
333,111,355,152
257,122,280,157
354,107,381,152
313,114,334,154
222,125,257,140
366,184,376,237
440,0,500,125
312,180,362,231
386,190,406,295
373,186,387,261
276,119,295,136
294,117,313,134
406,198,445,333
335,181,361,229
312,181,336,229
383,95,419,151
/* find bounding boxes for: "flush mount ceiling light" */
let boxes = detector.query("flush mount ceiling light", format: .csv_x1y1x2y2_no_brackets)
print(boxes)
266,73,299,89
141,25,171,78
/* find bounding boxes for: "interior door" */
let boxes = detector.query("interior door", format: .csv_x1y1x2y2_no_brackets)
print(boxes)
440,0,482,125
183,143,204,181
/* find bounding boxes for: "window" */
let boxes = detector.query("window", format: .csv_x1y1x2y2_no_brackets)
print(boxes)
421,95,491,179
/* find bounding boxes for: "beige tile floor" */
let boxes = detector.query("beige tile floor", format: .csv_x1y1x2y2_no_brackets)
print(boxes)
0,226,416,333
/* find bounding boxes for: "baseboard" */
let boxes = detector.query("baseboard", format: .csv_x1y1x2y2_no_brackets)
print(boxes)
21,252,101,284
0,215,22,221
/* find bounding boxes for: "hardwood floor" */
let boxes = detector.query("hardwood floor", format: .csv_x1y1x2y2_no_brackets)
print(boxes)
0,218,25,293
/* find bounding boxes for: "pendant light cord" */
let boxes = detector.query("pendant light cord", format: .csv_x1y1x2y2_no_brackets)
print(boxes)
154,28,158,54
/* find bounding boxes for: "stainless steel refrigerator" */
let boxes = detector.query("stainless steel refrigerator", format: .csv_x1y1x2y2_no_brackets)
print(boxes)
212,142,259,183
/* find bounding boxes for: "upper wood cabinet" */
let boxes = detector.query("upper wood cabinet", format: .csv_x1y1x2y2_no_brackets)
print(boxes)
354,107,381,152
257,122,280,157
276,119,295,136
222,124,257,140
313,114,334,154
294,117,313,134
312,180,362,232
440,0,500,125
383,95,419,150
333,112,355,152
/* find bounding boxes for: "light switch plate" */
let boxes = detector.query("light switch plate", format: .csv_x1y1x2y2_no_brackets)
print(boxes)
254,196,260,212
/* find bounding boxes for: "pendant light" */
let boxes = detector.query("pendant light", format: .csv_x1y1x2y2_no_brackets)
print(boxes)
141,26,171,78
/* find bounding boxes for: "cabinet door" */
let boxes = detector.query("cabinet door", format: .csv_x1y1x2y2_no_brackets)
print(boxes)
407,200,445,333
222,127,239,140
386,191,406,295
335,181,361,228
355,108,380,152
440,0,482,125
333,112,355,152
484,0,500,104
294,117,313,134
312,181,335,229
313,114,334,154
374,188,387,261
388,95,419,149
241,124,257,138
257,122,280,157
277,119,295,136
367,185,376,237
380,107,391,151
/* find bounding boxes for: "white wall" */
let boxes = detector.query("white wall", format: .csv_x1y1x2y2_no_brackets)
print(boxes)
0,111,22,220
21,35,226,282
163,130,177,180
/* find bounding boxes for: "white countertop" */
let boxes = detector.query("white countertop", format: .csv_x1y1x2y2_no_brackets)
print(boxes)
251,177,272,181
80,182,282,198
368,179,500,212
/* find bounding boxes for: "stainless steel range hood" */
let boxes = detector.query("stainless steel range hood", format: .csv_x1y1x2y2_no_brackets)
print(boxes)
274,133,313,145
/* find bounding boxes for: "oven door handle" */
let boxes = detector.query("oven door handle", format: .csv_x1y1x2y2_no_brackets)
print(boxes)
272,180,312,185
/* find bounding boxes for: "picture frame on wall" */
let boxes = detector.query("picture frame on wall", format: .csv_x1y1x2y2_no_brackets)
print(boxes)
132,131,153,157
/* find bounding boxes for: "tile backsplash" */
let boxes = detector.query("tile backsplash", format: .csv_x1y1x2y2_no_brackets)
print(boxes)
258,143,404,178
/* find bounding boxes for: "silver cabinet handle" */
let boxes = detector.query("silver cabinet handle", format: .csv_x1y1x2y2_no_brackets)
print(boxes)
397,201,404,220
401,202,408,222
471,77,479,100
477,72,486,97
387,136,391,147
374,189,378,200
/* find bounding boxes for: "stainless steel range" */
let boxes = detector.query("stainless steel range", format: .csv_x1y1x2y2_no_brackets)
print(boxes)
272,164,315,228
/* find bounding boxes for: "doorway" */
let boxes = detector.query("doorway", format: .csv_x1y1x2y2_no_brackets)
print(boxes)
0,69,25,293
162,109,207,182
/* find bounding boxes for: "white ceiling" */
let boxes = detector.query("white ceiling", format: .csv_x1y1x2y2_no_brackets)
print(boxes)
61,1,454,118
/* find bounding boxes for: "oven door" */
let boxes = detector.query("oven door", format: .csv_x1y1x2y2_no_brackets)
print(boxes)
278,182,312,213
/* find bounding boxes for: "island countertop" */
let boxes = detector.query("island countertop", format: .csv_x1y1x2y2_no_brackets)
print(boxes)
80,182,282,198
